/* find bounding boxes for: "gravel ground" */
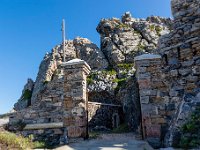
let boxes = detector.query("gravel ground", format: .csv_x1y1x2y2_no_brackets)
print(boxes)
54,133,153,150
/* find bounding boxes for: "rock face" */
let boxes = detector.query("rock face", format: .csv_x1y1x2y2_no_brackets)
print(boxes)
13,12,171,132
14,79,34,111
31,38,109,104
97,12,172,67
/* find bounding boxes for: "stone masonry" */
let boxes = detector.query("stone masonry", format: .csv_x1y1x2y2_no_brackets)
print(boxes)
135,0,200,148
9,59,91,146
135,54,166,148
61,59,90,139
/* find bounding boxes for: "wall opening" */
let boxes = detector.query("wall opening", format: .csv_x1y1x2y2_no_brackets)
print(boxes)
112,113,120,128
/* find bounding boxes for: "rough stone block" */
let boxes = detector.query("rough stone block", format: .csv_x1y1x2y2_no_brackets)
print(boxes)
67,126,85,138
138,79,150,89
140,96,150,104
63,116,75,126
146,124,161,137
71,107,85,116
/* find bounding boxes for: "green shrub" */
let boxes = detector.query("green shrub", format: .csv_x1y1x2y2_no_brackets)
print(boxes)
22,89,32,101
149,25,155,31
0,131,46,149
102,69,117,76
113,77,127,94
179,107,200,149
87,73,97,85
138,44,146,50
155,26,162,36
87,77,94,85
117,63,134,70
116,23,129,29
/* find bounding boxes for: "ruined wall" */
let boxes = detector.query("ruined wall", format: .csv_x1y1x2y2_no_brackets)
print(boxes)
135,0,200,148
9,59,91,146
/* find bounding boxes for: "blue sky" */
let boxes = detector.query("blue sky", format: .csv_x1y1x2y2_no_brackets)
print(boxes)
0,0,171,114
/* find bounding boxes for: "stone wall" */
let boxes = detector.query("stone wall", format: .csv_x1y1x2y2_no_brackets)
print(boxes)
9,59,91,146
61,59,90,139
135,0,200,148
135,54,166,148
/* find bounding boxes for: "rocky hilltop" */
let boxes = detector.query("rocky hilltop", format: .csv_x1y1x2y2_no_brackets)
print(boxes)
14,13,171,131
9,0,200,149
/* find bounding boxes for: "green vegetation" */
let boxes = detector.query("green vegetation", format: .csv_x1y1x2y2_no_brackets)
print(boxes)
112,123,130,133
149,24,162,36
134,30,140,35
116,23,129,29
117,63,134,70
155,26,162,36
87,72,97,85
102,69,117,76
43,80,49,85
113,77,127,94
0,132,46,149
179,107,200,149
138,44,146,50
149,24,155,31
22,89,32,101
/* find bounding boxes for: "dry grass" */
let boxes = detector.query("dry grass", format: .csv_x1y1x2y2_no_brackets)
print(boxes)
0,131,46,150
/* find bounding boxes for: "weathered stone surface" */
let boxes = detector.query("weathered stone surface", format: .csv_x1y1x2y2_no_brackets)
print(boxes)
97,12,171,66
14,78,34,110
135,0,200,148
9,59,91,145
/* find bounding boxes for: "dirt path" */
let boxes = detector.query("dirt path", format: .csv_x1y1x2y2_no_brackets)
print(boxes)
55,133,153,150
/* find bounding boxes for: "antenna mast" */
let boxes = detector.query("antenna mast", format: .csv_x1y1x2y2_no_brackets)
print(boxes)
62,19,66,62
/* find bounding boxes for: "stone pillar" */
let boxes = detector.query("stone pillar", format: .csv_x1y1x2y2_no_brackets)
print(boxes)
61,59,91,141
135,54,166,148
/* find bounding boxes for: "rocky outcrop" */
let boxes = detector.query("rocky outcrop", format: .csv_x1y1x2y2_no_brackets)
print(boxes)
14,12,172,133
14,79,34,111
97,12,172,67
31,38,109,104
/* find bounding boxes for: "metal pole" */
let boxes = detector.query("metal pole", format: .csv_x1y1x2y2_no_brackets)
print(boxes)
62,19,66,62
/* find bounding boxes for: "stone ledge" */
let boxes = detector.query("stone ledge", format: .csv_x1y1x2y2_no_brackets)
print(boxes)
134,54,161,61
88,101,121,107
61,59,91,71
24,122,63,130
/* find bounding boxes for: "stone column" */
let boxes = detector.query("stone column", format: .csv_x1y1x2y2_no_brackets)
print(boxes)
135,54,166,148
61,59,91,141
